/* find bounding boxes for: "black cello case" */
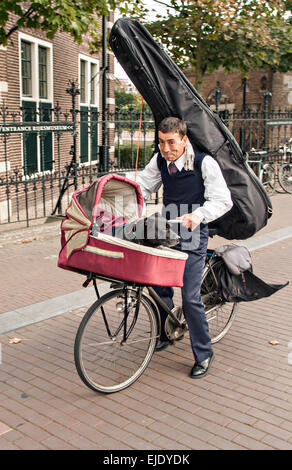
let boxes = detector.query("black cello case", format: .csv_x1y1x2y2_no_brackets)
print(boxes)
109,18,273,240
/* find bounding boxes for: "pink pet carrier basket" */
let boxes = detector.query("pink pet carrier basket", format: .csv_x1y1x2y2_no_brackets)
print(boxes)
58,174,188,287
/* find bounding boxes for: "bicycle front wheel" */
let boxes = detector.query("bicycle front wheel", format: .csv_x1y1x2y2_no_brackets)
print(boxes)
201,258,238,343
273,164,287,193
262,163,275,196
278,163,292,193
74,288,159,393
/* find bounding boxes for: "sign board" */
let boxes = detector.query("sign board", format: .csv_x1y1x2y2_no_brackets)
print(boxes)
0,122,74,133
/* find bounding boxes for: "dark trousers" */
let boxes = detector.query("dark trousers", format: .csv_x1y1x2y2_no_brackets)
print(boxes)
152,229,213,363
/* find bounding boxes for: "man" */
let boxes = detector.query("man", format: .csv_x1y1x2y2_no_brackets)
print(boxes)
136,117,233,379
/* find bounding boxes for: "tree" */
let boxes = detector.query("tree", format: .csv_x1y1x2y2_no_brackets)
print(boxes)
115,87,136,109
1,1,290,81
138,0,292,89
115,80,151,114
0,0,134,51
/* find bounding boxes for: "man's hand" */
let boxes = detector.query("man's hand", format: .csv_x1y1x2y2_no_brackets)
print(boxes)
176,213,201,230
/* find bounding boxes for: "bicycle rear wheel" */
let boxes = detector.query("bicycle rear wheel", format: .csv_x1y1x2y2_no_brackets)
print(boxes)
278,163,292,193
74,288,159,393
201,258,238,343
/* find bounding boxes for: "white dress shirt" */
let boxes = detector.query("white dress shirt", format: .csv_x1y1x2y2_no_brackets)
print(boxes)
136,143,233,224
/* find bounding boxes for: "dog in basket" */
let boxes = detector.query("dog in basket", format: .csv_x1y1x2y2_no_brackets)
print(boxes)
114,212,180,248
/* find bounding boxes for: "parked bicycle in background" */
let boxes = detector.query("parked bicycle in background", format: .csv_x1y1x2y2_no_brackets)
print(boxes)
245,149,275,196
278,138,292,194
246,138,292,195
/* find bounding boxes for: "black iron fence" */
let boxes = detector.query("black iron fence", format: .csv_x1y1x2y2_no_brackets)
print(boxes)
218,107,292,154
0,83,291,226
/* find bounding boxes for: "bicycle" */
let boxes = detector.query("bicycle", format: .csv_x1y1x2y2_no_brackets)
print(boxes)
245,149,275,196
278,138,292,194
74,249,238,394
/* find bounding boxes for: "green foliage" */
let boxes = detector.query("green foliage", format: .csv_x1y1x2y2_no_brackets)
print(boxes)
115,144,154,168
1,0,290,81
115,89,136,109
0,0,140,52
115,82,152,114
134,0,292,88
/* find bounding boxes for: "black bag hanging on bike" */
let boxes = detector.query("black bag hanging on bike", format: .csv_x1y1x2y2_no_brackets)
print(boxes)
214,244,289,302
109,18,273,240
218,267,289,303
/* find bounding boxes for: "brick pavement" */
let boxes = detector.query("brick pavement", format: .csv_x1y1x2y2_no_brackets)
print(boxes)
0,194,291,450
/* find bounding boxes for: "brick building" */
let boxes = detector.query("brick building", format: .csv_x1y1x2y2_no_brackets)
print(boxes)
187,68,292,112
0,13,115,223
0,13,115,176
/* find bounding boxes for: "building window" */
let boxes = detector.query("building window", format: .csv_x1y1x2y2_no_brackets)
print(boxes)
20,34,52,102
80,59,86,103
38,46,48,99
21,40,32,97
79,55,99,164
19,34,53,175
90,63,98,105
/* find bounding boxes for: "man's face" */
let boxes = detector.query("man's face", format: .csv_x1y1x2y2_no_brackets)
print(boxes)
158,131,187,162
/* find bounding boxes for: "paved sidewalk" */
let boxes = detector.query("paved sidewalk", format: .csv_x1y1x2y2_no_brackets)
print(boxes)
0,194,291,450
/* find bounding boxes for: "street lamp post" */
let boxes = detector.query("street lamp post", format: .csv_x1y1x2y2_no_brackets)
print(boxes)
215,81,222,113
242,77,248,113
263,91,272,149
100,15,109,173
240,78,248,152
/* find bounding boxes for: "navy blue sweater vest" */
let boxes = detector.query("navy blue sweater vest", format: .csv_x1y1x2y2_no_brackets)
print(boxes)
157,150,206,219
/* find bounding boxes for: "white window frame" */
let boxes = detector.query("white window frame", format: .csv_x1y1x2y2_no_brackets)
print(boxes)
79,54,99,107
79,54,100,165
19,32,53,103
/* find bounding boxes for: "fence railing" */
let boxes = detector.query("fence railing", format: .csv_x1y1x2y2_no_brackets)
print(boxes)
0,84,291,226
218,107,292,153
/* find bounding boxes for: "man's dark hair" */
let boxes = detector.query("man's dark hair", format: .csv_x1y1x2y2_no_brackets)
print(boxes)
158,117,187,138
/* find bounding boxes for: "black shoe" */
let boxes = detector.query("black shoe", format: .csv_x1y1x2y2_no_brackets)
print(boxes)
155,339,171,351
155,334,184,352
190,352,215,379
